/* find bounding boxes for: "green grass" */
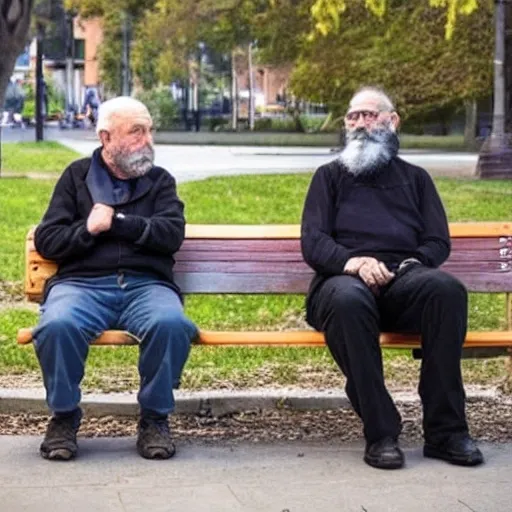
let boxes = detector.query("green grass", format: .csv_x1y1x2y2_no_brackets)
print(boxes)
0,142,80,174
0,173,511,387
153,131,467,151
400,134,466,151
0,178,56,281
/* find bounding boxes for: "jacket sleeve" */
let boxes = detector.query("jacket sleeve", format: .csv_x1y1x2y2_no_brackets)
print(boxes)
416,170,451,267
109,172,185,255
301,166,350,275
34,167,97,262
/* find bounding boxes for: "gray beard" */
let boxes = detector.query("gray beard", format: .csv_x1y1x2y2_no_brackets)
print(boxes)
113,145,155,178
339,127,397,177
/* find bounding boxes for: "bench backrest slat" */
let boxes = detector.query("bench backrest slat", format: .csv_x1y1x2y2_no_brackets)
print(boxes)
25,225,512,301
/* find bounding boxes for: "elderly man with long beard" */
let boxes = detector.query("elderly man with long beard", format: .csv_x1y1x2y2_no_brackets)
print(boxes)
33,97,197,461
301,87,483,470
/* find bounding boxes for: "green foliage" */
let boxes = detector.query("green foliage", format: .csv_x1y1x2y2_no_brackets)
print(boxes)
262,0,493,120
21,77,66,120
310,0,481,39
135,88,180,130
253,115,332,133
96,7,123,95
68,0,159,94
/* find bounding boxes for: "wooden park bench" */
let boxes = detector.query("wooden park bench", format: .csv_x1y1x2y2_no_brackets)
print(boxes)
16,223,512,363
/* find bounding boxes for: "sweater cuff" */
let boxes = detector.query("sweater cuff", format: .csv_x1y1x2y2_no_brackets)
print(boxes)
76,223,97,247
109,214,147,242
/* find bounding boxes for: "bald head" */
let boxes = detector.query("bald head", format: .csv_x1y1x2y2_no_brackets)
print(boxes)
348,87,395,114
96,96,152,136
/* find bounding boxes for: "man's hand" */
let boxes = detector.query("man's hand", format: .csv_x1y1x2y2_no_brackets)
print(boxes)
87,203,114,235
355,258,395,295
343,257,376,275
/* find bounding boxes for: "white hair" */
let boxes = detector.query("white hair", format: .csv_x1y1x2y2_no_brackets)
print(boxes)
349,87,395,113
96,96,151,135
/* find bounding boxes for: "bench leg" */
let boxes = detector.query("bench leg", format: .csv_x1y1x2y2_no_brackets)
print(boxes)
506,294,512,392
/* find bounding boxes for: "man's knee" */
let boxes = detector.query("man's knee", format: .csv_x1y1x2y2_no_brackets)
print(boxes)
34,314,82,350
424,271,467,305
325,278,375,315
143,309,197,343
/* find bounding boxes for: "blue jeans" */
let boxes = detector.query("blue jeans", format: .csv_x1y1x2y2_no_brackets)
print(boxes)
32,273,197,416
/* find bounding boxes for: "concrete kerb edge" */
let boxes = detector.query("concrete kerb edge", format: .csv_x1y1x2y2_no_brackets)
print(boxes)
0,387,506,418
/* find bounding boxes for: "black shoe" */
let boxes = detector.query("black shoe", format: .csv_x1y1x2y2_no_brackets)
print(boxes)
40,409,81,461
424,434,484,466
364,436,404,470
137,415,176,460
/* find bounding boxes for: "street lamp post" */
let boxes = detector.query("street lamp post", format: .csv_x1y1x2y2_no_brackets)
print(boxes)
477,0,512,179
35,22,45,142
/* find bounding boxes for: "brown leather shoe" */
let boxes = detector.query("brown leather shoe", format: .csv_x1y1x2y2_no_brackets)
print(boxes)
364,436,404,470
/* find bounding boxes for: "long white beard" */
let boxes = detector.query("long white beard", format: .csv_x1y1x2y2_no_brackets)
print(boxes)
339,126,397,177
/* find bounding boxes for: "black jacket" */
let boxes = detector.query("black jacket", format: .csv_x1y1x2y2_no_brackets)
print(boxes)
301,157,450,309
35,153,185,298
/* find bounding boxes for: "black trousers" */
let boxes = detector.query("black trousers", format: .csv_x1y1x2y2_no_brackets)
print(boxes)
308,265,469,445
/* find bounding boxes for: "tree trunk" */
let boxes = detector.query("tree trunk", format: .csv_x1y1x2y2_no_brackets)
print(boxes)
0,0,34,110
230,49,238,131
248,42,254,131
463,99,477,150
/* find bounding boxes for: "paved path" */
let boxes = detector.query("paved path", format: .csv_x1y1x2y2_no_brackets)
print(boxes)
54,139,477,183
1,436,510,512
1,126,478,181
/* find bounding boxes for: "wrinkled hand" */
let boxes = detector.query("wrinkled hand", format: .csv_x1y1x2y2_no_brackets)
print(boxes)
343,257,377,275
357,258,395,295
87,203,114,235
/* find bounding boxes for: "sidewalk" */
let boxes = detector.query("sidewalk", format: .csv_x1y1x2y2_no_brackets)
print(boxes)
1,435,510,512
53,138,477,183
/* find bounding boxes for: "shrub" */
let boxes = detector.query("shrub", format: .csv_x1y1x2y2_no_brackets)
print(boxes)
135,88,180,130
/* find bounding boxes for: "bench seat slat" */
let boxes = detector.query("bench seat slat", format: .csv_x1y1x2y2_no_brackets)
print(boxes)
176,251,306,262
175,262,312,273
181,239,301,252
16,327,512,348
175,273,313,293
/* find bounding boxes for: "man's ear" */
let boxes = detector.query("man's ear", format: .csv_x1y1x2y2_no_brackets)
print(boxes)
98,130,110,146
390,112,401,131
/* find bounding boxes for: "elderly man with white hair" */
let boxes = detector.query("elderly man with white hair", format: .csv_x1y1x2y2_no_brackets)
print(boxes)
33,96,197,461
301,87,483,470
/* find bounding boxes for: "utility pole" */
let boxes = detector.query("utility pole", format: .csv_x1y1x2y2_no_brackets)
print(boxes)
248,42,255,131
477,0,512,179
121,12,131,96
35,23,45,142
231,49,238,131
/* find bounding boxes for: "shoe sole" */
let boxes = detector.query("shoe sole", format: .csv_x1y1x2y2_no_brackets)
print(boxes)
137,444,176,460
40,448,76,461
364,454,404,470
423,445,483,466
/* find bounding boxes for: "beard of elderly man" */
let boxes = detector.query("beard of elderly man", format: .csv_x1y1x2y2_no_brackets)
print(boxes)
300,86,484,471
32,96,197,462
339,124,399,178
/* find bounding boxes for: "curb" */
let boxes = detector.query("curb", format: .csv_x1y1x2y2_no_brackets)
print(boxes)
0,387,504,418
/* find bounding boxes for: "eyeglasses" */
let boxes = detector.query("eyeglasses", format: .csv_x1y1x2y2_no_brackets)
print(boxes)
345,110,381,122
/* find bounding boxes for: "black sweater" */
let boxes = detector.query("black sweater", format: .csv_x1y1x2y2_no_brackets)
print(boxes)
35,156,185,298
301,157,450,291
